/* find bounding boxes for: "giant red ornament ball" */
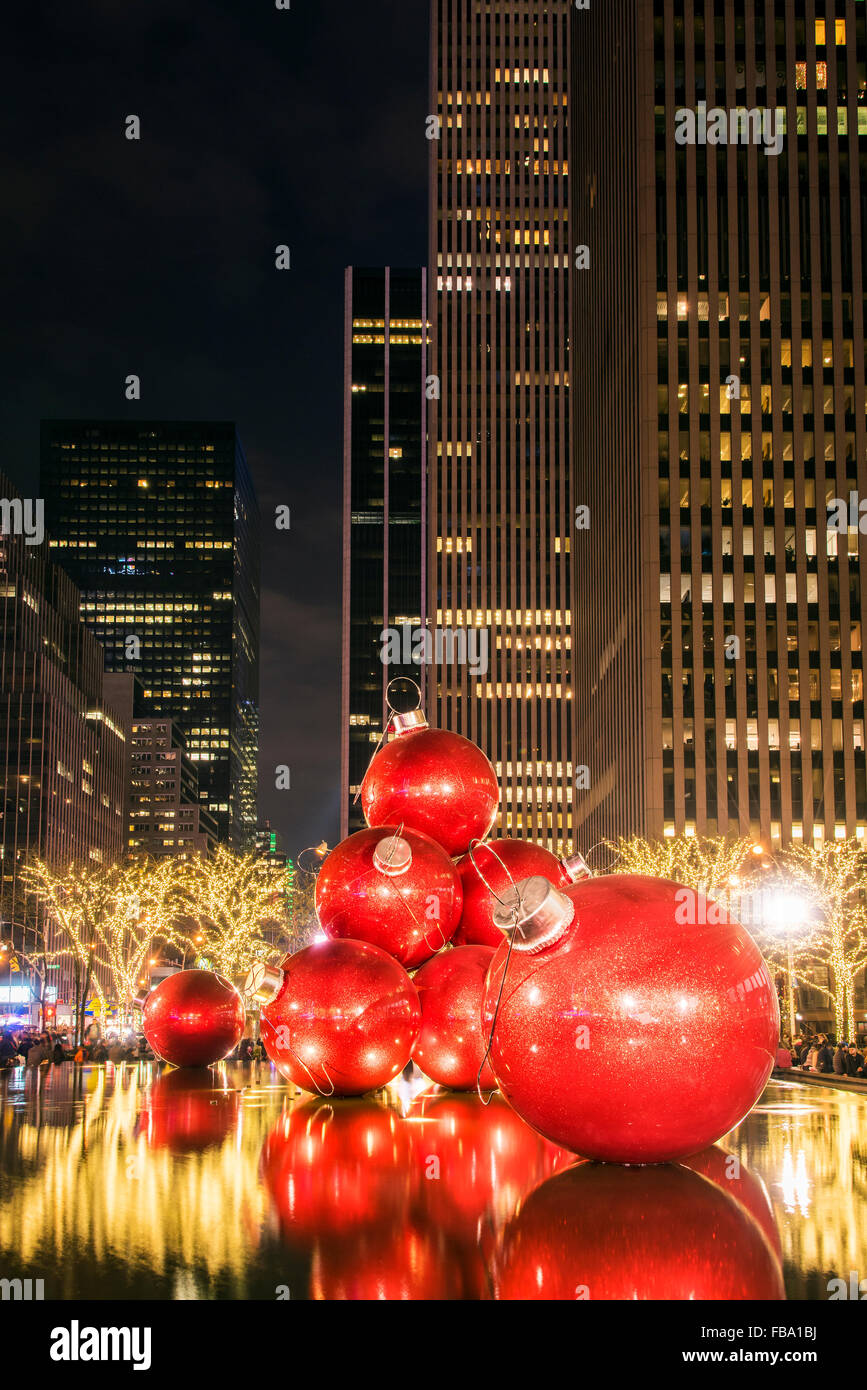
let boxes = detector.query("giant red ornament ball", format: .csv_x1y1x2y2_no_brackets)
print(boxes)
411,945,496,1089
360,709,499,857
142,969,245,1068
259,939,421,1096
454,838,570,947
315,825,463,969
482,874,779,1164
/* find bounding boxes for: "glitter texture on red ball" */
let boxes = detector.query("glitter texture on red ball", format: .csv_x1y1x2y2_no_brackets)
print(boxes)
454,838,570,947
260,939,421,1096
360,710,498,858
142,969,245,1068
482,874,779,1164
411,945,496,1090
315,825,463,969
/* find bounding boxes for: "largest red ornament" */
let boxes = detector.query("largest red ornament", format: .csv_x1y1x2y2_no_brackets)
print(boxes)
315,826,462,969
142,969,245,1068
482,874,779,1164
360,709,498,857
257,940,421,1096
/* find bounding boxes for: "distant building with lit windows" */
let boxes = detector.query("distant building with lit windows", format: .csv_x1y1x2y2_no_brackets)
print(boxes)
0,471,127,1009
40,421,260,848
340,268,427,837
428,0,574,852
572,2,867,850
127,717,218,857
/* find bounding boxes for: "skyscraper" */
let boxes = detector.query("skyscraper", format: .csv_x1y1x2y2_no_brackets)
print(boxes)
572,2,867,851
340,268,427,837
0,473,127,1006
428,0,574,853
41,421,260,848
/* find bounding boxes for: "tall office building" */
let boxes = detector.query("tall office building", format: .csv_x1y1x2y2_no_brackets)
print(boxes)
572,2,867,851
0,474,127,1008
41,421,261,848
428,0,574,852
340,268,427,837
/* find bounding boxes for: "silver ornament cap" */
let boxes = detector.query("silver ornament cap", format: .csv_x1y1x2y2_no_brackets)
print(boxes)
492,875,575,953
561,850,592,883
391,709,429,737
244,962,284,1005
373,833,413,877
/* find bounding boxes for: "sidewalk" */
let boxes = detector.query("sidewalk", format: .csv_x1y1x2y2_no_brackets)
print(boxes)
773,1067,867,1095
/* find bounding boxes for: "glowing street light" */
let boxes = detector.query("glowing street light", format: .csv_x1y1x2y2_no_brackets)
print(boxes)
762,889,812,1037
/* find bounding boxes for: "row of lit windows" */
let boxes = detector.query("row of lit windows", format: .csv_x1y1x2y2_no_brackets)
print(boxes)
438,609,571,628
663,718,864,753
664,823,864,844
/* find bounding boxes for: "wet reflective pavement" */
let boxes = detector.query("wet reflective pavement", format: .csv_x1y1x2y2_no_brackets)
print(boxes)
0,1065,862,1300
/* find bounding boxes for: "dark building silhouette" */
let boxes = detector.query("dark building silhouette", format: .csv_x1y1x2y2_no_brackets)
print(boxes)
572,1,867,852
41,420,260,848
0,473,126,1011
340,268,427,837
428,0,574,853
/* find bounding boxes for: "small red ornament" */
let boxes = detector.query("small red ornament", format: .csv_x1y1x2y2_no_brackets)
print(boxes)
496,1160,784,1300
315,826,462,969
454,839,571,947
482,874,779,1164
258,939,421,1096
411,946,496,1089
360,708,499,857
142,969,245,1068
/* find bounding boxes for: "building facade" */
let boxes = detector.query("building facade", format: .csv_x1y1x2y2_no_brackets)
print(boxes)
127,717,218,857
41,420,261,848
428,0,574,852
340,268,427,837
572,0,867,853
0,476,127,1008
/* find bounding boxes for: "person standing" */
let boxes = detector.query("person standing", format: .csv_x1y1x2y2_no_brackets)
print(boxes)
815,1035,835,1073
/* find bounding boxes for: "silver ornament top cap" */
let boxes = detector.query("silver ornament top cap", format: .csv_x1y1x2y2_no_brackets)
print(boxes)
391,709,429,736
491,875,575,953
373,833,413,877
244,962,284,1006
561,850,592,883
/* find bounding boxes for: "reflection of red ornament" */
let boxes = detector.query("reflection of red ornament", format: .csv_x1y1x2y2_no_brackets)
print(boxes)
311,1225,474,1301
141,1068,240,1152
483,875,779,1163
261,1099,411,1241
412,946,496,1089
496,1160,785,1300
315,827,462,969
454,839,570,947
260,940,421,1096
684,1147,783,1262
407,1089,571,1236
360,710,499,857
142,969,245,1068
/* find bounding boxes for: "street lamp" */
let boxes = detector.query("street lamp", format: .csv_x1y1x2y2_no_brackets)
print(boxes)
762,889,812,1038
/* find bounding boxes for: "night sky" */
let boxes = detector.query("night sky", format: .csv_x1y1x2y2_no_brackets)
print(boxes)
2,0,430,855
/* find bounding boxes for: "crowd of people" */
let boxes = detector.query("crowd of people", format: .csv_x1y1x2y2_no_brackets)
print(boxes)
0,1027,156,1067
0,1026,265,1067
777,1033,867,1078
